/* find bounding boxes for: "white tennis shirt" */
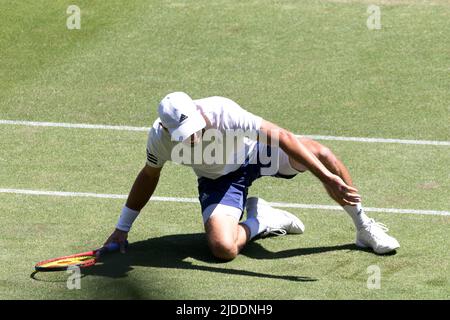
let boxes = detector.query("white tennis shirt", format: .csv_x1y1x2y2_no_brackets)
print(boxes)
145,96,263,179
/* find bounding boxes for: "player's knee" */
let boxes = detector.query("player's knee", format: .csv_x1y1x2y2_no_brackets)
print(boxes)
209,239,238,261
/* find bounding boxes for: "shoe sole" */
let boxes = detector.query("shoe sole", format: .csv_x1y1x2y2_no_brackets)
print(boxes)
356,239,400,254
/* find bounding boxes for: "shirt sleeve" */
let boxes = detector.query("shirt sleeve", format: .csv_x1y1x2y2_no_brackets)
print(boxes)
145,127,169,168
220,98,263,132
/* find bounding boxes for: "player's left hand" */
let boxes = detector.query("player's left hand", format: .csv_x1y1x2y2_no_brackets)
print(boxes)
326,174,361,205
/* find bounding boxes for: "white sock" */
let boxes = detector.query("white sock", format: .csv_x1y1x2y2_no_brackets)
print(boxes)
242,217,267,240
343,203,370,230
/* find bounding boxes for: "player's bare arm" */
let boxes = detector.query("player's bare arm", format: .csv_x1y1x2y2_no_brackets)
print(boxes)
126,165,162,211
259,119,361,205
104,165,162,252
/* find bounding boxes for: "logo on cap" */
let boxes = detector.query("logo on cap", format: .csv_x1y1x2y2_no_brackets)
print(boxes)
179,114,188,123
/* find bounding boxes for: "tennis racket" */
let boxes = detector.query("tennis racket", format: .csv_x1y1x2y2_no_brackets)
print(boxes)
34,241,128,272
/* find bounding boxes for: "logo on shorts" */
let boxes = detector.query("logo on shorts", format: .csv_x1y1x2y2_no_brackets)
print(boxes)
200,193,209,202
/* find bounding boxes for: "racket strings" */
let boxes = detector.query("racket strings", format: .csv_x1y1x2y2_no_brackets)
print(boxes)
56,256,93,265
39,256,95,268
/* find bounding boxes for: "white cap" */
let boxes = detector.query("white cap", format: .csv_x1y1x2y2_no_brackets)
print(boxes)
158,92,206,142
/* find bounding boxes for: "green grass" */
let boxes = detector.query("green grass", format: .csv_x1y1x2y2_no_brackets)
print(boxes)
0,0,449,299
1,0,449,139
0,195,448,299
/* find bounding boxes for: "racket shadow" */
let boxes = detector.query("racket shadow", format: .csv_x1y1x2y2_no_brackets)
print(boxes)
82,233,317,282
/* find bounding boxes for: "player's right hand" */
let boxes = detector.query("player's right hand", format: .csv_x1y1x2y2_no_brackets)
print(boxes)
104,229,128,253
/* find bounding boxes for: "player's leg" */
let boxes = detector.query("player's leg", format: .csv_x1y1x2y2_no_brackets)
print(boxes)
291,138,370,228
202,202,299,259
203,204,250,260
234,143,306,241
242,197,305,239
288,137,400,254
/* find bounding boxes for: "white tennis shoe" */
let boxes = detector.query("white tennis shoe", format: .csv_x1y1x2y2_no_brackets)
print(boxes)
246,197,305,237
356,219,400,254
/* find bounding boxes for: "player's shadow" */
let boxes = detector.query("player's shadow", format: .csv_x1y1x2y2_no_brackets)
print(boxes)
244,240,371,259
83,233,371,282
85,233,314,282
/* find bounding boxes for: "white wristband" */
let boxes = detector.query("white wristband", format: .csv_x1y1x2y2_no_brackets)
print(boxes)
116,206,140,232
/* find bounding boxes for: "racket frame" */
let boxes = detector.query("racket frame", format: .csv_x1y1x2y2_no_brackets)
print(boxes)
34,242,124,272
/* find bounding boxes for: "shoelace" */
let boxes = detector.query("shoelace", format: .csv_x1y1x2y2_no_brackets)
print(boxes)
262,228,287,237
366,219,389,232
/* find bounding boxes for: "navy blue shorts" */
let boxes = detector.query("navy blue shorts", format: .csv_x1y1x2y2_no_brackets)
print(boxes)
197,145,297,215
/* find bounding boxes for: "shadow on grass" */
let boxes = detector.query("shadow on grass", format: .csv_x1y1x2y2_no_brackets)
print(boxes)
244,241,368,259
81,233,375,282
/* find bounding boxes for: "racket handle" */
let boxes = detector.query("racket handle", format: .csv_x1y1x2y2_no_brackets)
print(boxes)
98,241,128,255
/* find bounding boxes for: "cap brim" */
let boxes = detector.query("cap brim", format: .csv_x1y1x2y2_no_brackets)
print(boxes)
169,111,206,142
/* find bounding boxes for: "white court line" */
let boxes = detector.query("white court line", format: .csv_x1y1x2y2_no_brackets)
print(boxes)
0,119,149,132
1,119,449,146
1,188,448,216
301,135,450,146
